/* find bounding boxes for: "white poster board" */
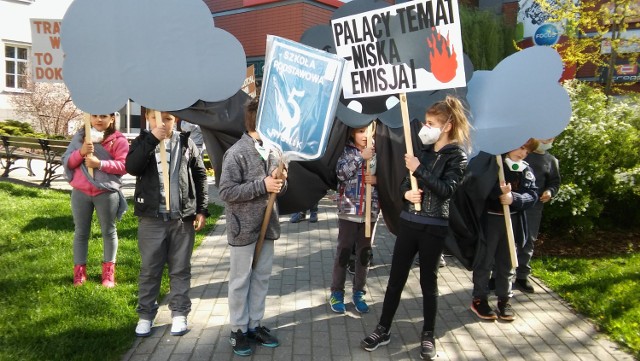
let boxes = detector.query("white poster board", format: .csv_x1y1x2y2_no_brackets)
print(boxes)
331,0,466,99
30,19,64,83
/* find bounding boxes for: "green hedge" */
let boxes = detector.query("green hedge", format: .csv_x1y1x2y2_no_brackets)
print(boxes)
543,80,640,233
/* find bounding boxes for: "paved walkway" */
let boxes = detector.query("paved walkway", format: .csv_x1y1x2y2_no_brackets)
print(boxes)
2,160,635,360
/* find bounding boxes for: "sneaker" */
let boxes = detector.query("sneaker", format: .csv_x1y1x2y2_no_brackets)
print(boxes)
515,278,535,293
470,297,497,320
135,319,153,337
248,326,279,347
497,298,516,321
439,255,447,268
101,262,115,288
361,324,391,351
170,316,188,336
289,212,305,223
329,291,346,313
230,329,252,356
309,211,318,223
73,264,87,287
353,290,369,313
488,278,496,291
420,331,436,360
347,259,355,275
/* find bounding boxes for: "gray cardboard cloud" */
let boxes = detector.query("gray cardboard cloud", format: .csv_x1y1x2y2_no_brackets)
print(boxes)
61,0,246,114
466,46,571,156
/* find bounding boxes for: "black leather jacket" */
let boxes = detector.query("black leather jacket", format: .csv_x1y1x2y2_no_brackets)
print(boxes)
400,143,468,220
125,130,209,219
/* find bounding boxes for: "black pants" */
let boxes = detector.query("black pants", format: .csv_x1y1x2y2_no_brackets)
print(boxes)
379,218,447,333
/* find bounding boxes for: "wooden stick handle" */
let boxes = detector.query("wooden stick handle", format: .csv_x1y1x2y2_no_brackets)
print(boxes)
84,113,93,177
156,111,171,212
400,93,421,211
253,160,285,269
365,122,375,238
496,155,518,268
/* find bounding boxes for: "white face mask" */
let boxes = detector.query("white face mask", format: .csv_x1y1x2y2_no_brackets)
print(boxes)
537,142,553,152
90,127,105,143
254,142,269,160
504,157,528,172
418,126,441,145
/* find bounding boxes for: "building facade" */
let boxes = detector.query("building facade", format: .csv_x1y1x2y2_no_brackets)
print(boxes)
0,0,34,121
205,0,342,81
484,0,639,92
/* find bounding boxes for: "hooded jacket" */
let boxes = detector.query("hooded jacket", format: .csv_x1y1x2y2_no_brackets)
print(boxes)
62,129,129,197
218,133,287,246
125,129,209,219
335,140,380,222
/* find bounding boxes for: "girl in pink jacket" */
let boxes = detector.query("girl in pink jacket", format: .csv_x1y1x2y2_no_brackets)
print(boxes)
62,113,129,287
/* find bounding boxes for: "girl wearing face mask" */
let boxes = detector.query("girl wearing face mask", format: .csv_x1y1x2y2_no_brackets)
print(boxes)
470,138,539,323
362,95,470,360
62,114,129,288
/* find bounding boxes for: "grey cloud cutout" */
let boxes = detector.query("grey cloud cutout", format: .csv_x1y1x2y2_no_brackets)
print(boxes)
61,0,246,114
466,46,571,156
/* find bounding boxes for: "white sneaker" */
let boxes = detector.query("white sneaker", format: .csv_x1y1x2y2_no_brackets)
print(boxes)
170,316,188,336
135,319,153,337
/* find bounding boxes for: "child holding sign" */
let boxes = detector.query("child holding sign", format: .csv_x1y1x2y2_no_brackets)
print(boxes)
62,113,129,288
218,97,288,356
361,96,470,360
125,109,209,338
470,138,538,322
329,126,379,314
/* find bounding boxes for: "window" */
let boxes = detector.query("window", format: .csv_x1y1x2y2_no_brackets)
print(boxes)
5,45,29,90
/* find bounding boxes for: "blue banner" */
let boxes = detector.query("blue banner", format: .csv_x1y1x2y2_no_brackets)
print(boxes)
257,36,345,160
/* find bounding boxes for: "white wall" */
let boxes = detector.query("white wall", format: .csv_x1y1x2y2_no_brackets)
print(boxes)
0,0,33,119
0,0,72,121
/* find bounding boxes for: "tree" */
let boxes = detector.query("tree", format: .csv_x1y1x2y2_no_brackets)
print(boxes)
536,0,639,96
9,78,82,137
544,80,640,233
460,6,518,71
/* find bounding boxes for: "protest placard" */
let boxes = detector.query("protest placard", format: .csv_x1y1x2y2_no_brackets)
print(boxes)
257,35,345,161
30,19,64,83
242,65,257,98
331,0,466,99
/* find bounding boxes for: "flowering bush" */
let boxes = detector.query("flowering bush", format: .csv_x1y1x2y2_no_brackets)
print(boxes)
543,80,640,233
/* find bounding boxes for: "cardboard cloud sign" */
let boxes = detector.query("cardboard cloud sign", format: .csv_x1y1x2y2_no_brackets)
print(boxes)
467,46,571,154
61,0,246,114
466,46,571,156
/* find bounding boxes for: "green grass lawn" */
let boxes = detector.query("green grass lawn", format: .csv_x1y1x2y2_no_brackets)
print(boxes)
532,254,640,359
0,181,222,361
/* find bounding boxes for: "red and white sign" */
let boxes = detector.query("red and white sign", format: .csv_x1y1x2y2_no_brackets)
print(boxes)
30,19,64,83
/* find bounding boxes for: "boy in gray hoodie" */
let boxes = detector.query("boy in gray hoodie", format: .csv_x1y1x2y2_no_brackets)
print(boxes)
218,96,288,357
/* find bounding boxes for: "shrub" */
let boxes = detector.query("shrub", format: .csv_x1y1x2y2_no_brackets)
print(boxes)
0,120,37,136
543,80,640,233
0,120,61,139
